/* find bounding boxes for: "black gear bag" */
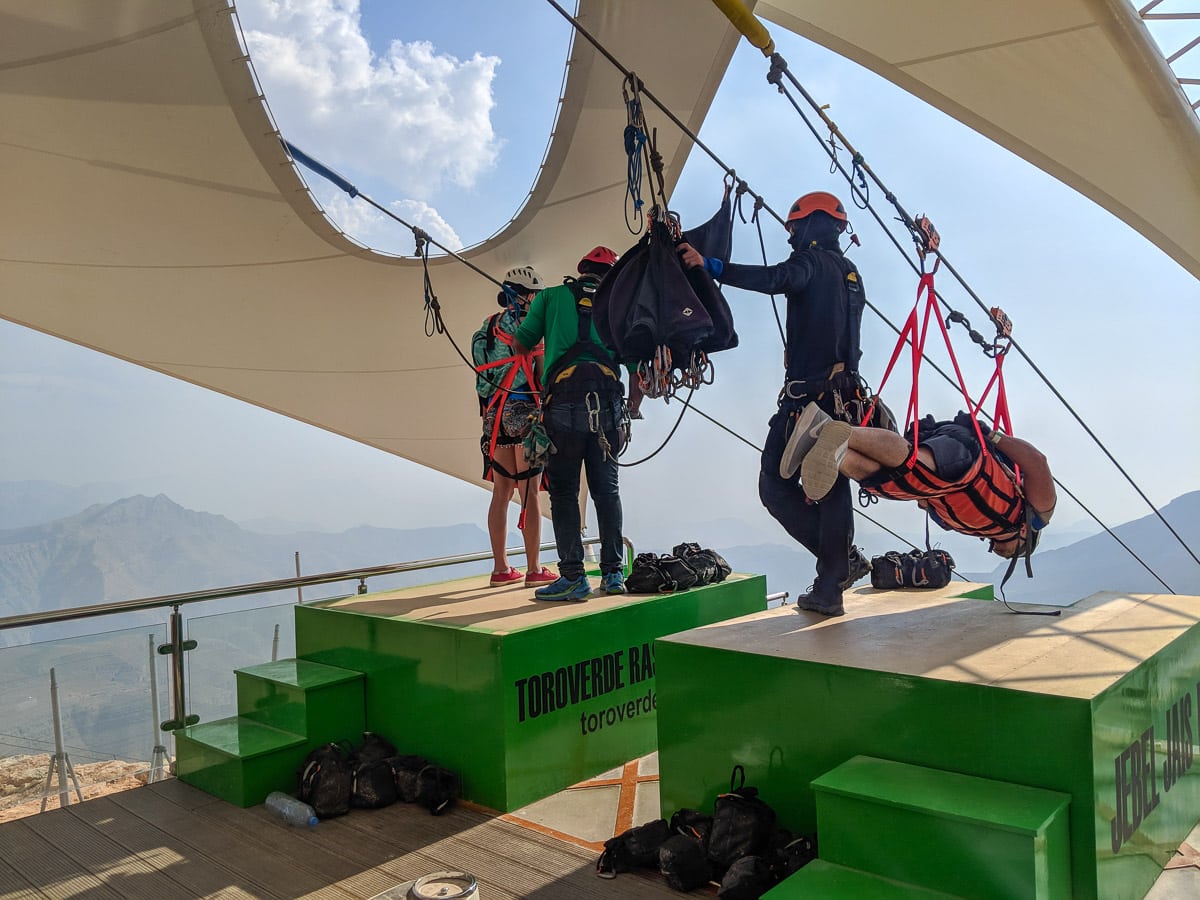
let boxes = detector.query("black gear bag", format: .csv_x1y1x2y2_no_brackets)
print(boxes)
706,765,777,876
596,817,671,877
870,548,955,589
296,741,354,819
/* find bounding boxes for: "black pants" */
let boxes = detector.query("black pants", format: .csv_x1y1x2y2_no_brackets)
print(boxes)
758,398,853,601
543,396,625,579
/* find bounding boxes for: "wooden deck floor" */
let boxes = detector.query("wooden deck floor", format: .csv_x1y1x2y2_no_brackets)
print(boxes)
0,780,683,899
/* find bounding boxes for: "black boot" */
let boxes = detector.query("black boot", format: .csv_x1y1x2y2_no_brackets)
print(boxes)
839,546,871,590
795,591,844,617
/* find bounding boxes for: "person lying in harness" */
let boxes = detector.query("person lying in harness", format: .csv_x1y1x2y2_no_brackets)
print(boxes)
513,247,644,602
472,266,556,589
790,405,1056,567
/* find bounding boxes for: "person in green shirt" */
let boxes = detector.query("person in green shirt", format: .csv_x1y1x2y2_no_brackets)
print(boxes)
514,246,642,601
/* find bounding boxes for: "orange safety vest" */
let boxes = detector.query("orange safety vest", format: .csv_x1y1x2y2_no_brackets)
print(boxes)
863,449,1025,540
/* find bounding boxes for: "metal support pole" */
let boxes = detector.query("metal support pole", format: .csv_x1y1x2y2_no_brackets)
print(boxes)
271,623,280,662
147,635,168,782
295,551,303,604
158,605,199,731
40,667,83,811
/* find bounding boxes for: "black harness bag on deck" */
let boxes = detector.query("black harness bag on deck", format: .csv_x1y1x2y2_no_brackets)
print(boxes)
296,741,353,819
596,817,671,877
717,855,775,899
658,833,712,892
870,548,955,589
707,765,777,875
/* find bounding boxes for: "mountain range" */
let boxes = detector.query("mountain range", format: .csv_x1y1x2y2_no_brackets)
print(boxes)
1,483,1199,642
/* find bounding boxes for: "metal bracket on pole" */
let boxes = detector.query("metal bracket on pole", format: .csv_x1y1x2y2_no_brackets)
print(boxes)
157,605,199,731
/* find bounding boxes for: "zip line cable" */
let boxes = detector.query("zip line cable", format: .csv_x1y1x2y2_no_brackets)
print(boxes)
542,0,781,225
761,50,1200,572
281,140,536,404
542,1,1178,589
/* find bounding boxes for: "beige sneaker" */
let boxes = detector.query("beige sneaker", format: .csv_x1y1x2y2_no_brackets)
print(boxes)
779,403,832,479
800,420,852,501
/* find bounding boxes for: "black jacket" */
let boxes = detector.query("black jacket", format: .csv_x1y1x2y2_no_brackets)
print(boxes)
720,239,864,381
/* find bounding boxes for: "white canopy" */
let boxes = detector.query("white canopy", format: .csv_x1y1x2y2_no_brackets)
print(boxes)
1,0,1195,492
761,0,1200,281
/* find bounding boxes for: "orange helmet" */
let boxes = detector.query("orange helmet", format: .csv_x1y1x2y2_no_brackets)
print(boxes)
578,246,618,272
786,191,847,225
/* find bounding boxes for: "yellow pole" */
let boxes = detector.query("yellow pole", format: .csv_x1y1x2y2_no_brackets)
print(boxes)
710,0,775,56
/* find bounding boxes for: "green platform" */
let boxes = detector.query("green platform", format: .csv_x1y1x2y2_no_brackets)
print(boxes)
656,586,1200,900
296,572,766,811
764,860,958,899
812,756,1070,899
175,657,365,806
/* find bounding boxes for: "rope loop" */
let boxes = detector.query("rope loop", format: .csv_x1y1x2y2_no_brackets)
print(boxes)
416,235,445,338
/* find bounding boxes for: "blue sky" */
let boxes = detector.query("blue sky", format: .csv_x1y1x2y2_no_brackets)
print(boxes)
2,1,1198,576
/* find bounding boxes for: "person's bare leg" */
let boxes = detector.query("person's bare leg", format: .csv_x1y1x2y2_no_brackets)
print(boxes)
518,467,541,571
488,446,518,573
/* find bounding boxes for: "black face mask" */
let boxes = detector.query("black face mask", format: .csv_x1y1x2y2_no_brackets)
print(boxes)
787,214,842,251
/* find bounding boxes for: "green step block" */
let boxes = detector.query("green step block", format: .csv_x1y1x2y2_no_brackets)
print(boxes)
296,571,765,812
812,756,1070,900
236,657,365,743
765,861,959,899
656,588,1200,900
175,717,307,807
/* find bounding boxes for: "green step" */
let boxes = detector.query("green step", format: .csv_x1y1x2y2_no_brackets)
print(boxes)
812,756,1071,900
764,861,959,899
175,717,307,807
236,658,365,742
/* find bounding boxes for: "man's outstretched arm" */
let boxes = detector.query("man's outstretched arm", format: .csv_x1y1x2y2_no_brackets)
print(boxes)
994,433,1057,519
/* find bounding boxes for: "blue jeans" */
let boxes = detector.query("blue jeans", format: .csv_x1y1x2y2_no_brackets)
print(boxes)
544,397,624,579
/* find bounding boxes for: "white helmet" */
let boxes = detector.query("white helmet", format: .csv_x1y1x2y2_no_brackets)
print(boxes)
503,266,545,294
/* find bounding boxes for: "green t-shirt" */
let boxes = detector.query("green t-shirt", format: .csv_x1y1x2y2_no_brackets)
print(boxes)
513,279,619,378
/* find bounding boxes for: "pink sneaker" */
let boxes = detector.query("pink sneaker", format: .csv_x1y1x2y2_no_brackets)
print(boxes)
489,567,523,587
524,566,558,586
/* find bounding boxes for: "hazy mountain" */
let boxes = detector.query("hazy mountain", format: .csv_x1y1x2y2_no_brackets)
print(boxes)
0,480,130,530
0,493,491,641
966,490,1200,605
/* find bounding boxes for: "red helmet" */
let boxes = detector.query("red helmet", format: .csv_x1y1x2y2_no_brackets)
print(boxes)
578,246,618,272
786,191,847,224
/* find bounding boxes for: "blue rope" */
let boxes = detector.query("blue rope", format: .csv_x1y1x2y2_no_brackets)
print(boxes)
624,96,647,231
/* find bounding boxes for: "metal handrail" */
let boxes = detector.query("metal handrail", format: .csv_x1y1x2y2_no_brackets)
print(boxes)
0,539,596,632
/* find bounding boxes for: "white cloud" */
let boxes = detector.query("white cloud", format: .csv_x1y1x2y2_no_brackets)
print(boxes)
239,0,502,198
312,187,462,252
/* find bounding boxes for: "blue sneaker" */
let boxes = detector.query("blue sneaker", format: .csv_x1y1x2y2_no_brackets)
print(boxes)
534,575,591,602
601,571,626,595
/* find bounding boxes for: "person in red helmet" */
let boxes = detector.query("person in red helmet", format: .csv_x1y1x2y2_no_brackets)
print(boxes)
678,191,871,617
514,247,643,602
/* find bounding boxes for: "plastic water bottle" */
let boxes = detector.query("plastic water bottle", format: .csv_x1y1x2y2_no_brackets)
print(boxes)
265,790,318,827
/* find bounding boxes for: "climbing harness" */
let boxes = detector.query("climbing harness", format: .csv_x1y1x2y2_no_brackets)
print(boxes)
541,277,630,463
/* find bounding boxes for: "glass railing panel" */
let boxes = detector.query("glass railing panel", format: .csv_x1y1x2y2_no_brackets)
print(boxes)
0,619,172,818
184,592,300,726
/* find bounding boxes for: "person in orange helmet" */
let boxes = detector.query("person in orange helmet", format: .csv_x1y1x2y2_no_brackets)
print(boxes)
679,191,870,616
